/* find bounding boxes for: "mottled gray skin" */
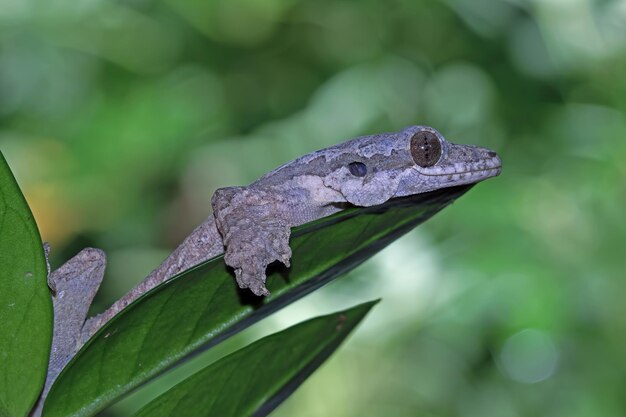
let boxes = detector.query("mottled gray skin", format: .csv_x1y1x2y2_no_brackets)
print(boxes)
41,126,500,403
46,249,105,380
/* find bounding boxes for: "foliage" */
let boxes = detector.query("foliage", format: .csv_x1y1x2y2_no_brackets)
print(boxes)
0,154,52,417
1,0,625,416
131,301,377,417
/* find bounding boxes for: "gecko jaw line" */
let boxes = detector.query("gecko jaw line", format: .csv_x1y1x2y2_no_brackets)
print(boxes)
422,166,501,177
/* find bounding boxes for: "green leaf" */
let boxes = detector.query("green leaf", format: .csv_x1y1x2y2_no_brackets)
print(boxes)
0,153,53,417
132,300,377,417
44,184,472,417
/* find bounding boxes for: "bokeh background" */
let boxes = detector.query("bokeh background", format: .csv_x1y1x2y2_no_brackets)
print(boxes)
2,0,625,416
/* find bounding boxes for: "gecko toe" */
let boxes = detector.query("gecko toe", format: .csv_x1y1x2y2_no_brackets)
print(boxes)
235,267,270,297
250,283,271,297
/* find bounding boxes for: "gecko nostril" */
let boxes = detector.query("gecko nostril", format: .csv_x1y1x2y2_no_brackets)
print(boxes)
488,151,497,158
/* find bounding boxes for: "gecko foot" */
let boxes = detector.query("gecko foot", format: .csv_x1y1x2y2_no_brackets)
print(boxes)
223,231,291,296
213,187,293,296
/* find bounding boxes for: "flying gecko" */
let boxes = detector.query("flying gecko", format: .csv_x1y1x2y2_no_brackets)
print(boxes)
38,125,501,401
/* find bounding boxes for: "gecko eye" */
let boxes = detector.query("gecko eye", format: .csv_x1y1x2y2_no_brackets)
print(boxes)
411,131,442,167
348,162,367,177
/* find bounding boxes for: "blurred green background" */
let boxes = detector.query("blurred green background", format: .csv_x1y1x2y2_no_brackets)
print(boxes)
1,0,625,415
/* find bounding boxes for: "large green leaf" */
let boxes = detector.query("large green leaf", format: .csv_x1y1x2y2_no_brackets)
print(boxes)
0,153,53,417
132,300,377,417
44,184,472,417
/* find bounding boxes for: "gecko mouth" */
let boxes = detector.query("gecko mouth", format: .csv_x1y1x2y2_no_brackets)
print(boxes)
414,154,502,181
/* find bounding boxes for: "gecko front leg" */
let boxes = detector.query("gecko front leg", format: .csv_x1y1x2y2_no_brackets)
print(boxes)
212,187,292,296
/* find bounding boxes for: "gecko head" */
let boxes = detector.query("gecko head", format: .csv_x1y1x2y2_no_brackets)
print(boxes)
322,125,502,206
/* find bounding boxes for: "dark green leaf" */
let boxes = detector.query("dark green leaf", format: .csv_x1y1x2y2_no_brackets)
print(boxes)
0,153,53,417
44,185,472,417
132,300,377,417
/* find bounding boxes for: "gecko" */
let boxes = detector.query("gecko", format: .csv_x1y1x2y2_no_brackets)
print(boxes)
39,125,501,402
41,126,501,387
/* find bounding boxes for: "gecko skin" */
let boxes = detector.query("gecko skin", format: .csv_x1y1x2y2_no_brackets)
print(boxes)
82,125,501,336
